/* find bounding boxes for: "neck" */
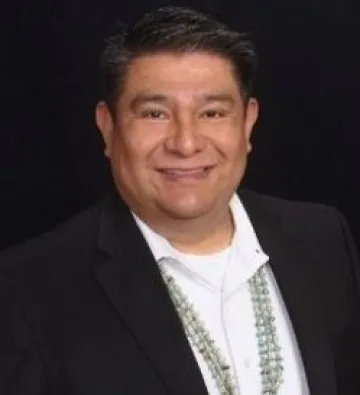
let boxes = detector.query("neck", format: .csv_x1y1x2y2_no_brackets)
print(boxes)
143,206,234,255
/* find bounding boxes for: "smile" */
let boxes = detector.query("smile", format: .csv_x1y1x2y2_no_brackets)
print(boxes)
157,166,215,179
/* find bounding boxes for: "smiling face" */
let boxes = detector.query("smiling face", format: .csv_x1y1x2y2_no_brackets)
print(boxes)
96,52,258,225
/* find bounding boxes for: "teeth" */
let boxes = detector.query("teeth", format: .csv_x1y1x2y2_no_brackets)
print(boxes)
163,168,205,175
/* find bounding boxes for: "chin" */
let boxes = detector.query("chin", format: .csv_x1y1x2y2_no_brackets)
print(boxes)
160,199,214,220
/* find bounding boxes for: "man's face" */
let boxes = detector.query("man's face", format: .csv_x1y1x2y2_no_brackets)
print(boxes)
96,52,258,222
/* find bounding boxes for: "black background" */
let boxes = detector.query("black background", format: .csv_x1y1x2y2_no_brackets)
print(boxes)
1,0,360,250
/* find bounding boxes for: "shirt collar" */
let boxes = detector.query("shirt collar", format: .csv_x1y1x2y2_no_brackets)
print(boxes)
226,194,269,294
132,193,269,291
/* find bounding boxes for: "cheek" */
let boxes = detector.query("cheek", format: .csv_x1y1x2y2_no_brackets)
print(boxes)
110,131,160,177
218,134,250,177
214,129,248,157
119,121,167,153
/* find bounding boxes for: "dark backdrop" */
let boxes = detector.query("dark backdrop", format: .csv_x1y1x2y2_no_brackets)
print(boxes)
1,0,360,250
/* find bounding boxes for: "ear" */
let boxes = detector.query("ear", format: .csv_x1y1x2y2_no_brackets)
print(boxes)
95,101,114,158
244,98,259,153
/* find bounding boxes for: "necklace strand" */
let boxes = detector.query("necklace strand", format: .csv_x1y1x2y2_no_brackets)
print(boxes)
159,260,284,395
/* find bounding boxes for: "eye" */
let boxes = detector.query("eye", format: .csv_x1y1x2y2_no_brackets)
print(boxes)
140,109,168,119
200,109,227,119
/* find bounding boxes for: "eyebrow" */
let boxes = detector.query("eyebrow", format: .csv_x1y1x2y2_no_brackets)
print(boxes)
200,93,235,105
129,92,236,111
130,94,168,111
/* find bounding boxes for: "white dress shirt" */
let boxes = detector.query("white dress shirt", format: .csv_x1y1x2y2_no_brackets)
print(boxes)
133,195,310,395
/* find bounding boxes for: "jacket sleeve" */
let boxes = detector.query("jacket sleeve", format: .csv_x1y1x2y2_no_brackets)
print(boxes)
332,209,360,395
335,210,360,302
0,271,48,395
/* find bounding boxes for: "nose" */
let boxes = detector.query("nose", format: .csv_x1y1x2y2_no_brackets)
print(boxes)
164,116,206,157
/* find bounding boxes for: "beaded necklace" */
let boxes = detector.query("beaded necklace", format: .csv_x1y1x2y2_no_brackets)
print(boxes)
159,260,284,395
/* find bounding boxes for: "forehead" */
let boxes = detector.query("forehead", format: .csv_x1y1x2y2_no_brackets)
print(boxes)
121,52,240,99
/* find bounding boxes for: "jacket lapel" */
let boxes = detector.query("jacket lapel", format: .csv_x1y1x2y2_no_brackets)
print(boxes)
94,191,208,395
240,190,337,395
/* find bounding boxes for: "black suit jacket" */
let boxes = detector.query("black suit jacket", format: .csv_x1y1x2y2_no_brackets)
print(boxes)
1,189,360,395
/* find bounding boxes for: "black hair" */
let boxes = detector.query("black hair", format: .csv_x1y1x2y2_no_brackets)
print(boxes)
100,5,257,116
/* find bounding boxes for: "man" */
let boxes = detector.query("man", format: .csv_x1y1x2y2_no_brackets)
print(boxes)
1,5,360,395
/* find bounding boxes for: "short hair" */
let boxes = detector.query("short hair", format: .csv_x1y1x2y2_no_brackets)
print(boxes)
100,5,258,117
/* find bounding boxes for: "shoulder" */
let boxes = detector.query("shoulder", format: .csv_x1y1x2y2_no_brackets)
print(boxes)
240,188,360,276
238,188,359,264
0,202,102,277
239,188,343,231
240,189,360,314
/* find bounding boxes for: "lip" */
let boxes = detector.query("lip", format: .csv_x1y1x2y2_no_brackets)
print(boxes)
156,165,216,171
156,165,216,180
